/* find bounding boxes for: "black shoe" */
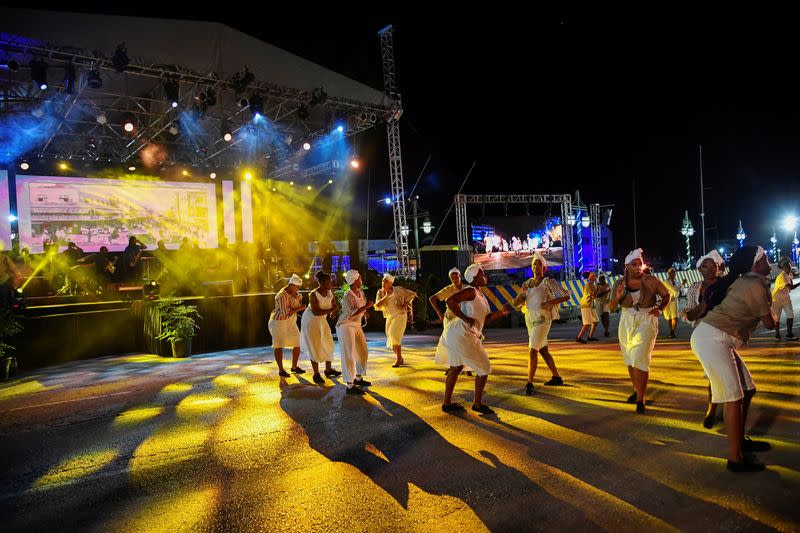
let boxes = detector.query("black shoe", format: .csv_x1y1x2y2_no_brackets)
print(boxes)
576,337,587,344
442,403,465,413
626,392,638,404
775,334,782,341
312,373,325,385
636,401,646,414
587,337,599,342
742,436,772,452
345,386,365,395
354,378,371,387
727,457,766,472
290,367,305,374
278,370,290,378
787,334,799,341
604,331,610,337
669,332,676,338
702,413,716,429
525,382,534,395
472,404,495,415
324,369,342,377
544,376,564,386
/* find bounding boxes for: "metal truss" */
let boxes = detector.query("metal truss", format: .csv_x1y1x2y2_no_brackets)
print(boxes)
0,36,391,170
378,25,410,277
590,203,602,272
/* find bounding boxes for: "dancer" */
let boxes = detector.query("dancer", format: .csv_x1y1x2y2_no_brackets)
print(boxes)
663,268,682,338
375,273,418,367
609,249,670,414
436,264,510,414
576,271,599,343
513,252,571,394
595,274,612,337
690,246,776,472
772,258,798,340
300,271,341,384
268,274,306,377
682,250,725,428
336,270,374,395
429,267,463,327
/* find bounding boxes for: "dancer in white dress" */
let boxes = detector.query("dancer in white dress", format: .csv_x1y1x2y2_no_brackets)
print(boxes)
429,267,463,328
375,273,418,367
576,271,599,343
772,258,798,340
300,271,342,385
513,252,571,395
336,270,374,395
662,268,683,338
268,273,306,377
609,249,670,414
436,264,510,415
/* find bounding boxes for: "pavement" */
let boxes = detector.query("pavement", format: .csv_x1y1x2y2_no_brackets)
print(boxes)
0,314,798,532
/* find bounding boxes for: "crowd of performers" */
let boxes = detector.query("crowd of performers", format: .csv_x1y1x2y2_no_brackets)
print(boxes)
269,243,795,473
481,233,552,256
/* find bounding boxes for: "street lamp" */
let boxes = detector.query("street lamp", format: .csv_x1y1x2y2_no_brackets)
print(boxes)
680,210,694,266
422,218,433,234
793,232,799,263
736,220,746,248
580,214,591,228
566,213,577,227
770,231,778,262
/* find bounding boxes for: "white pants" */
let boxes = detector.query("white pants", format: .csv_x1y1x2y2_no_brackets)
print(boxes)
772,294,794,321
690,322,755,403
336,323,369,386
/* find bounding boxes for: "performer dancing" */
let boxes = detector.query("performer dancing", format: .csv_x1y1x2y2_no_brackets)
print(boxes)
375,273,418,367
682,250,725,428
429,268,463,327
300,271,342,384
336,270,374,395
663,268,683,338
576,271,599,343
595,274,612,337
772,258,798,341
609,249,671,414
437,264,510,414
690,246,775,472
268,274,306,377
513,252,571,395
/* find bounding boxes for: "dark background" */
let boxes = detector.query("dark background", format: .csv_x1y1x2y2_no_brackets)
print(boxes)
7,5,800,266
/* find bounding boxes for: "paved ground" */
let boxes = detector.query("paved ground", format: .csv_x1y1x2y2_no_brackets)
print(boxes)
0,314,798,532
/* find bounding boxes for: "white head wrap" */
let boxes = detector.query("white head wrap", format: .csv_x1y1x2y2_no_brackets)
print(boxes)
382,272,395,283
625,248,643,265
289,273,303,286
531,252,547,270
344,270,360,285
463,263,482,284
448,267,461,277
696,250,725,269
753,246,766,267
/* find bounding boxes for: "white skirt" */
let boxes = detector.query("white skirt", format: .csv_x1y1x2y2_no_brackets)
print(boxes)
434,319,491,376
336,322,369,384
690,322,755,403
580,306,598,325
663,300,679,320
525,314,551,350
268,315,300,349
385,313,408,347
618,307,658,371
300,312,334,363
772,294,794,320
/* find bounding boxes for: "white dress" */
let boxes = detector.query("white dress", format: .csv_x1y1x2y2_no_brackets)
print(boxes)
663,279,681,320
268,288,301,349
300,290,335,363
618,290,658,371
434,287,492,376
522,279,552,350
376,287,413,347
336,289,369,385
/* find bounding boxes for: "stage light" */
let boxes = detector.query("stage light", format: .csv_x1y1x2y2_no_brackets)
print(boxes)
58,162,68,170
328,179,333,184
112,43,129,72
0,60,19,71
210,172,216,179
337,125,344,133
123,117,135,132
163,79,179,108
168,124,179,135
128,166,136,171
7,214,17,222
63,63,76,94
19,161,29,170
302,142,311,151
223,132,233,142
244,172,252,181
383,197,392,205
289,181,294,186
782,215,798,232
87,69,102,89
249,94,264,118
272,187,276,192
350,158,360,169
230,67,254,94
30,59,48,90
237,97,249,108
719,247,725,254
96,112,107,125
221,120,233,142
182,170,189,176
306,185,312,190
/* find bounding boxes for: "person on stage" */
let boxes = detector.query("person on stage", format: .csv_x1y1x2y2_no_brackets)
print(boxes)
268,274,306,377
576,271,599,343
662,268,682,338
429,268,463,327
375,273,418,367
513,252,571,395
436,264,510,415
690,246,775,472
772,258,798,341
336,270,374,395
609,248,671,414
595,274,612,337
682,250,725,428
300,271,342,384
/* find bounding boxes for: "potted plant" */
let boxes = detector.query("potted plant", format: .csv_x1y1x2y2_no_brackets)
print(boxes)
154,295,201,358
0,310,23,380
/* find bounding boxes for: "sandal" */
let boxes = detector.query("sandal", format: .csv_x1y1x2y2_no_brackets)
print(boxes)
441,403,465,412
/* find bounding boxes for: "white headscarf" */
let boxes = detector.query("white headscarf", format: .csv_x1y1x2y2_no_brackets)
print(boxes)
753,246,766,267
288,273,303,286
695,250,725,269
382,272,395,283
464,263,482,284
344,270,360,285
531,252,547,270
625,248,643,265
448,267,461,277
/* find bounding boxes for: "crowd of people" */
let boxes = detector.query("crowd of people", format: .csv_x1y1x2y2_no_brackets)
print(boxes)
481,233,552,256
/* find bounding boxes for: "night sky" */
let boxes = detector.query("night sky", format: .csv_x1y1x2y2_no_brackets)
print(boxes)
8,6,800,266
